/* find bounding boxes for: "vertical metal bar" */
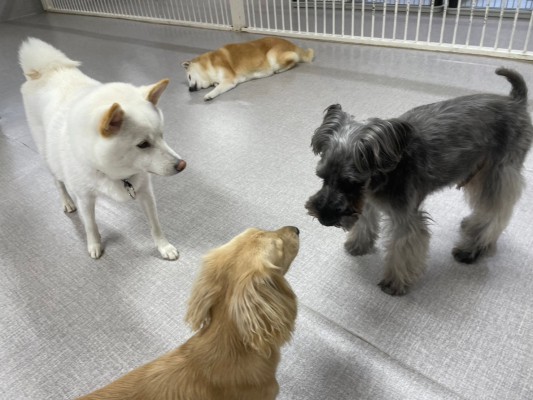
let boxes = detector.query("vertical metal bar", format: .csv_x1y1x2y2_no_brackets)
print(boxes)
371,0,375,38
523,3,533,52
361,0,365,37
297,0,301,32
306,0,309,33
439,0,448,44
494,0,506,49
404,0,411,41
223,0,231,26
393,0,399,40
314,0,318,34
427,0,435,42
415,0,423,42
509,0,523,51
259,0,264,28
352,0,355,36
245,0,251,27
250,0,256,27
266,0,271,29
274,0,278,30
452,0,462,46
382,0,387,39
332,0,336,35
322,0,326,34
281,0,286,31
465,0,477,46
342,0,346,35
479,0,490,46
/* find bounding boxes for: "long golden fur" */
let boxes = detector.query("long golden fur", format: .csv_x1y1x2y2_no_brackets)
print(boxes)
78,226,300,400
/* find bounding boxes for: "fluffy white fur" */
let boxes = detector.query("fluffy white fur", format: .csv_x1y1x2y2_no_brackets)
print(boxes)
19,37,186,260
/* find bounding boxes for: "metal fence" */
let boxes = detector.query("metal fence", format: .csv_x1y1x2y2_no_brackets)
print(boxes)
41,0,533,60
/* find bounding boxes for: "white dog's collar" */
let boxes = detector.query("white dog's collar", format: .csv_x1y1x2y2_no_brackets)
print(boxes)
122,179,136,199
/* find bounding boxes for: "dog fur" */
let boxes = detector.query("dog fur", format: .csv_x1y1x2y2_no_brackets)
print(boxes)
306,68,533,295
19,37,186,260
181,36,314,101
78,226,300,400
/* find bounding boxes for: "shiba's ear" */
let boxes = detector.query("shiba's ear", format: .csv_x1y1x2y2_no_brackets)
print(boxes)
145,79,169,106
352,118,412,174
181,61,190,69
100,103,124,137
230,256,296,357
311,104,347,155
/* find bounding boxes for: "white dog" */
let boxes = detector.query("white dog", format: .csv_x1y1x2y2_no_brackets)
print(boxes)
19,37,186,260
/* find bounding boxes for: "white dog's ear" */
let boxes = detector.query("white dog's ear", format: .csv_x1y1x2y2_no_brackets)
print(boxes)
181,61,190,69
185,255,223,331
144,79,169,106
230,258,297,356
100,103,124,137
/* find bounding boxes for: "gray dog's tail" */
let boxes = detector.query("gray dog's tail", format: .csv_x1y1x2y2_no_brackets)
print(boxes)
496,67,528,103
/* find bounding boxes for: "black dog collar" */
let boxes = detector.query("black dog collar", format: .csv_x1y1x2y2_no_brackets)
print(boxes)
122,179,136,199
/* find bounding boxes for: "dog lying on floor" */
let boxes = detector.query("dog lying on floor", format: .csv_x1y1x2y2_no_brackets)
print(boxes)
78,226,300,400
306,68,533,295
182,36,314,101
19,37,186,260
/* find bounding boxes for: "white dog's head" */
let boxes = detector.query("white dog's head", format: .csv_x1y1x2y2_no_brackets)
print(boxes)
181,60,214,92
71,79,186,180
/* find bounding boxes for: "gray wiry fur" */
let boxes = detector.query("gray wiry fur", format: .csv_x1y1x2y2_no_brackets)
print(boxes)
306,68,533,295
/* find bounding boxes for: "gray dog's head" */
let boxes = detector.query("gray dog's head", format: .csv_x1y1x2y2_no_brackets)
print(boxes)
305,104,412,229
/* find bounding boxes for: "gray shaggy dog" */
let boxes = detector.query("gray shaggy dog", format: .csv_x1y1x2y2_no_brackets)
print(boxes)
305,68,533,296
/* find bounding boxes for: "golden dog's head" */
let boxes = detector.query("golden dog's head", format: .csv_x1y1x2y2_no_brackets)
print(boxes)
186,226,300,356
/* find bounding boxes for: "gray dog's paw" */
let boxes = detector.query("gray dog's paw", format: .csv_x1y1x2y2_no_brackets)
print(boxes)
378,279,408,296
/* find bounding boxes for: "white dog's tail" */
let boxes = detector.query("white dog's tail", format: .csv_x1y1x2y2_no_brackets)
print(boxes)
19,37,81,81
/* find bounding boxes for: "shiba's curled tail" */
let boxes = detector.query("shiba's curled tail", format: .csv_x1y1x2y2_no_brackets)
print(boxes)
496,67,528,104
18,37,80,81
298,47,315,63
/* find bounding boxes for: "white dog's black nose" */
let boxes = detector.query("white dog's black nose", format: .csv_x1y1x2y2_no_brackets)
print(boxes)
175,159,187,172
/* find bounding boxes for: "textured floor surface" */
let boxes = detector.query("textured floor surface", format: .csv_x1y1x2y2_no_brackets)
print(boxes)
1,11,532,400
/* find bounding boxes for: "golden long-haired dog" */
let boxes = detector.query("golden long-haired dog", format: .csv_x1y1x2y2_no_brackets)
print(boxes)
78,226,300,400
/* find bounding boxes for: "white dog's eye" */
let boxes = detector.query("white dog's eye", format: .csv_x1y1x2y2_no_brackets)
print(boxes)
137,141,151,149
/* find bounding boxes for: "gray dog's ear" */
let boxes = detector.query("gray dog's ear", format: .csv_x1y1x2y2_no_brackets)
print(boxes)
311,104,348,155
352,118,412,174
181,61,190,69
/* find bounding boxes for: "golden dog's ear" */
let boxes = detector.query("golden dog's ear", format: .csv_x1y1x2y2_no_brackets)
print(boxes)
185,254,223,331
230,260,297,356
100,103,124,137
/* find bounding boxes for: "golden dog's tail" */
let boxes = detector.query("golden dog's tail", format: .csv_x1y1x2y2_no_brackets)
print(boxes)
18,37,81,81
298,47,315,63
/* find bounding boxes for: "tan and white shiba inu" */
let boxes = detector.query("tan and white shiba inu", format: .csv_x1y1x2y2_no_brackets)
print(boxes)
19,37,186,260
182,36,314,101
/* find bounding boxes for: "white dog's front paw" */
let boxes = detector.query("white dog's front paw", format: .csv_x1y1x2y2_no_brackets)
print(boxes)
88,242,103,259
204,93,215,101
158,243,179,260
63,199,77,213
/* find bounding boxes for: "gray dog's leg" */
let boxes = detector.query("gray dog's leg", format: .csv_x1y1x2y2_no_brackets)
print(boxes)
345,203,380,256
379,210,430,295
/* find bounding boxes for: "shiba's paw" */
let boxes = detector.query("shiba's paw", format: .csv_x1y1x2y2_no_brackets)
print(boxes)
204,93,215,101
88,243,103,259
158,243,179,260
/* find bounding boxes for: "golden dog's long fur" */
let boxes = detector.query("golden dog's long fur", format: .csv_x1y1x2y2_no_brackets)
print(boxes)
78,226,300,400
